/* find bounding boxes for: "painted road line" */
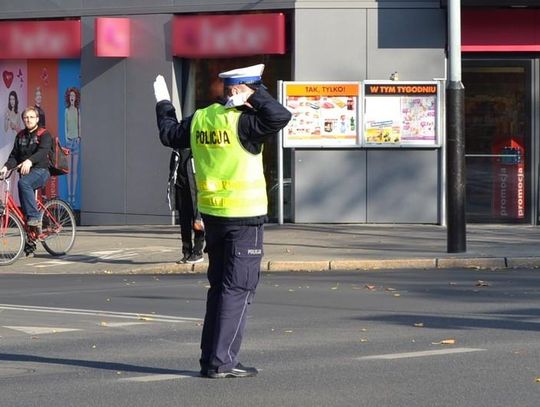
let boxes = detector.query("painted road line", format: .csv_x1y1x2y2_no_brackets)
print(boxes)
357,348,486,360
3,326,81,335
0,304,202,323
119,374,192,382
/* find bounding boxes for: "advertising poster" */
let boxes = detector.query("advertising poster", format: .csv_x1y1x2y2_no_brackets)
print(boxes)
363,81,439,147
282,82,360,148
0,60,27,204
0,59,80,207
58,60,81,210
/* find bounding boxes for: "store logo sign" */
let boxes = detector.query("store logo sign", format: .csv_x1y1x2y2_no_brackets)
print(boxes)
172,13,286,57
0,20,80,59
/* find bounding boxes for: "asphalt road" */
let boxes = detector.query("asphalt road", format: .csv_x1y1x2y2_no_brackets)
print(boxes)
0,269,539,407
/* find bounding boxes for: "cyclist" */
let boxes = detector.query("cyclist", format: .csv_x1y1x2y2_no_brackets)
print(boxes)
0,106,52,256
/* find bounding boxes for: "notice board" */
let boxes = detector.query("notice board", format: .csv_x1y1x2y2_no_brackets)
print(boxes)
281,82,361,148
363,81,440,147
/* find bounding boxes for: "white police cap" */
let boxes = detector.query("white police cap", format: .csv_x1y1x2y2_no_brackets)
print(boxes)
218,64,265,86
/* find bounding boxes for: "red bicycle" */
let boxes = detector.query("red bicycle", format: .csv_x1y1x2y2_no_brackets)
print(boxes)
0,170,76,265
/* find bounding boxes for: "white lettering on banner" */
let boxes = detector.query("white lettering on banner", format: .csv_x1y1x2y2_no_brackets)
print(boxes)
499,168,507,216
200,20,268,53
12,26,69,56
517,167,525,217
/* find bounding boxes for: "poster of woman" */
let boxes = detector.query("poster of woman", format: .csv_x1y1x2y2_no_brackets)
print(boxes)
64,86,80,206
0,61,27,205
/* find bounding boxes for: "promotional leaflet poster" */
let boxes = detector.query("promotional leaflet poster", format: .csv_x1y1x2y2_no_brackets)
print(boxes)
282,82,360,147
0,59,81,209
363,82,438,146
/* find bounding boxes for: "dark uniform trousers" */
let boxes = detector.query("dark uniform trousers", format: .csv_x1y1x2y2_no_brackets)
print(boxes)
200,222,264,372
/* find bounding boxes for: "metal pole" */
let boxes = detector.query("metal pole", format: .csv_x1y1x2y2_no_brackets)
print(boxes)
446,0,466,252
277,81,284,225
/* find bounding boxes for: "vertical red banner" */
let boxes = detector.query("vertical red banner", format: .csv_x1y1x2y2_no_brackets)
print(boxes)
27,60,59,198
492,138,525,219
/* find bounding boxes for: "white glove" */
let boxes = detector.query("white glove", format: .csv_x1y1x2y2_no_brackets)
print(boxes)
225,92,251,109
153,75,171,103
0,166,7,180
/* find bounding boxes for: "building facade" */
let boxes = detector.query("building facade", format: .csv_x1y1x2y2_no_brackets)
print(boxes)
0,1,539,225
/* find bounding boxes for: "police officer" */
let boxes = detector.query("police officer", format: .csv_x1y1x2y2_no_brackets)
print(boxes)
154,64,291,378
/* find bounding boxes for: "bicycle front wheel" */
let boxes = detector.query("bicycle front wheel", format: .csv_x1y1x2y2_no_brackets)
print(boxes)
41,199,76,256
0,212,25,265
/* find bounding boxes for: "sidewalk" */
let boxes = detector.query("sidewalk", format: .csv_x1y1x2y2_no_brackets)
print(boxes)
3,223,540,274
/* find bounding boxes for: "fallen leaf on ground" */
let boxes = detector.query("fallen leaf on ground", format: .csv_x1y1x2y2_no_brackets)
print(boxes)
364,284,377,291
432,338,456,345
385,287,397,292
476,280,490,287
393,293,401,297
535,377,540,383
288,289,296,292
100,322,108,326
360,338,368,343
414,323,424,328
284,330,293,333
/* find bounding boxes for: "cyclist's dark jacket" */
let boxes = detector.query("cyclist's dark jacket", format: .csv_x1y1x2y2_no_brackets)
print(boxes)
156,87,292,226
4,127,52,171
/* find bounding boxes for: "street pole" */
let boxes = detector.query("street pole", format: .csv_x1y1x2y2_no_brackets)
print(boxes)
446,0,466,252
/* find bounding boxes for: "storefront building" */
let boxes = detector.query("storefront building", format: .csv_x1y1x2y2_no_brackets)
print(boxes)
1,1,539,226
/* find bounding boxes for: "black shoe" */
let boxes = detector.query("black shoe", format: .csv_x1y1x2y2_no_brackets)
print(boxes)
24,242,36,257
176,253,190,264
208,363,258,379
186,252,204,264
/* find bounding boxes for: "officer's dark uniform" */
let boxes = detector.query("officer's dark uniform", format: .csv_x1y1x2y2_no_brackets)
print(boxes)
156,86,291,375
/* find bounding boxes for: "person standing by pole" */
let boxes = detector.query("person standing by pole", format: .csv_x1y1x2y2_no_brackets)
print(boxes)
154,64,291,378
168,147,205,264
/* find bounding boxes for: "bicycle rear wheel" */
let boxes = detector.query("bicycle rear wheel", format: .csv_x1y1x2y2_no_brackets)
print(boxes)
41,199,76,256
0,213,25,265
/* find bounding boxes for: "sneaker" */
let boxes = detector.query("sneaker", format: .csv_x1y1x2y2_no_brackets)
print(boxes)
208,363,258,379
176,254,190,264
186,252,204,264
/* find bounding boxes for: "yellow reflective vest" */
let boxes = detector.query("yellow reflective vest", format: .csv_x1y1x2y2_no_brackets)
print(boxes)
190,104,267,217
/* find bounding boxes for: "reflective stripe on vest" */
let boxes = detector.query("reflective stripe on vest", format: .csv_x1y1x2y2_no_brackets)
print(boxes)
190,104,267,217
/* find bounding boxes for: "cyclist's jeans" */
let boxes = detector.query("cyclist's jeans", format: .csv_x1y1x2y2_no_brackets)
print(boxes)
18,168,49,223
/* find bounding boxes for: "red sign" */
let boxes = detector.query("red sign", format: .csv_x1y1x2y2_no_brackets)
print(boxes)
172,13,286,57
0,20,81,59
492,138,525,219
95,18,131,57
462,9,540,52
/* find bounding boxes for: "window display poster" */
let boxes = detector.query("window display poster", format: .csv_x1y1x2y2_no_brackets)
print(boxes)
0,59,81,208
282,82,360,147
363,82,438,146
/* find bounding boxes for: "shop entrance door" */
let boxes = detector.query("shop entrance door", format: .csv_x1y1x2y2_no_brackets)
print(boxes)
463,60,532,223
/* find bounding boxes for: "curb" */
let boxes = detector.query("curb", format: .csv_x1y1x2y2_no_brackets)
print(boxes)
79,256,540,275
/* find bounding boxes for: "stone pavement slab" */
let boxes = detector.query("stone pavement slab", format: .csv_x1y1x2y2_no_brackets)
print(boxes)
1,224,540,274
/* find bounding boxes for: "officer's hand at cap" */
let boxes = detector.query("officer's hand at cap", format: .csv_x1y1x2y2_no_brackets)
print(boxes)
153,74,171,103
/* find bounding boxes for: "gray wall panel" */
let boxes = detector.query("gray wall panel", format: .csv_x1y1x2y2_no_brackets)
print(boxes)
80,15,173,225
294,9,367,81
366,8,446,81
294,150,367,223
366,149,439,223
0,0,295,19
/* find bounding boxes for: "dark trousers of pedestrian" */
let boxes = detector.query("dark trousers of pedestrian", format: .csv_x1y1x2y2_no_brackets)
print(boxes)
18,168,49,223
176,185,204,256
200,222,263,373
